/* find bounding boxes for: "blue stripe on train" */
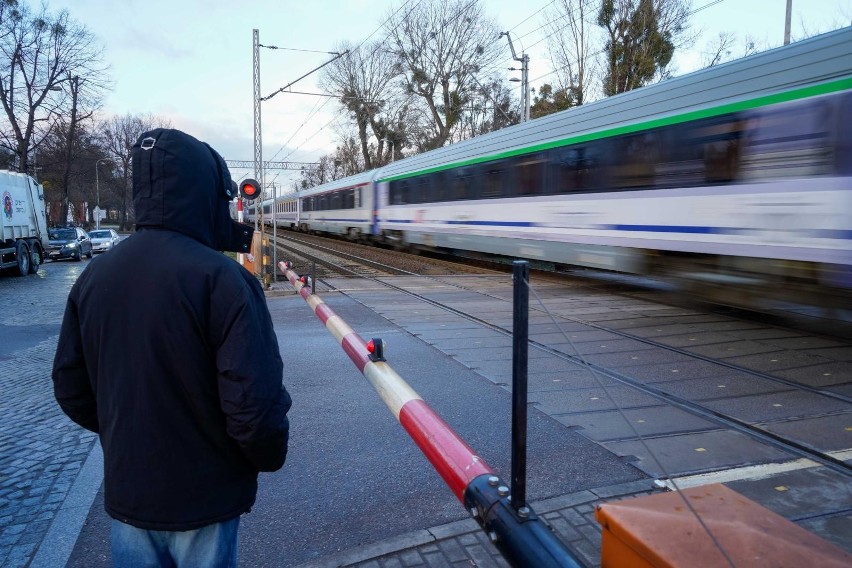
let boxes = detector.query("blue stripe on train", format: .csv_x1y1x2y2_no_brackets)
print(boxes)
382,220,852,239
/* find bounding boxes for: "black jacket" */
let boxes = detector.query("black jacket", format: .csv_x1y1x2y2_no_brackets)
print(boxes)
53,129,291,530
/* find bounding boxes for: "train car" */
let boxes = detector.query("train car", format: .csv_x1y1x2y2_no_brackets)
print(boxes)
244,193,300,229
368,27,852,310
297,171,376,240
264,28,851,312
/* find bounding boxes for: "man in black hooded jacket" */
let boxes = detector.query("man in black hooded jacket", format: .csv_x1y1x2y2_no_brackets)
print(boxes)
53,128,291,566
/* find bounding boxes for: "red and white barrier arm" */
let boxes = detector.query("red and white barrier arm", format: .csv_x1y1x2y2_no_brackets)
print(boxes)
279,261,492,499
278,261,584,568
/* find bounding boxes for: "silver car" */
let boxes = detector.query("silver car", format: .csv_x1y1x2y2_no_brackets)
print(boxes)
88,229,122,253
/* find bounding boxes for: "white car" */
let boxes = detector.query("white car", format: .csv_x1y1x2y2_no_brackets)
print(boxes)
88,229,121,253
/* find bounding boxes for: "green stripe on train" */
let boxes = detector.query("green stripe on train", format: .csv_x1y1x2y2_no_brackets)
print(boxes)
381,76,852,183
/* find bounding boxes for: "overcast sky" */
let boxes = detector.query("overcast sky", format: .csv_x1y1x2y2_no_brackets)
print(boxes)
45,0,852,186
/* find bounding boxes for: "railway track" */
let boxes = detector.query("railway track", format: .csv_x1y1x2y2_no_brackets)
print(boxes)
268,232,852,481
266,229,504,280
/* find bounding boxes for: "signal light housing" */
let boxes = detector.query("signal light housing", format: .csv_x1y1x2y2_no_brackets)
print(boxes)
239,178,261,200
367,338,386,362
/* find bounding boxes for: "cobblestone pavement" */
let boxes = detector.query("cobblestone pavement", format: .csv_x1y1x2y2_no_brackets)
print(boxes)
294,481,658,568
0,263,98,568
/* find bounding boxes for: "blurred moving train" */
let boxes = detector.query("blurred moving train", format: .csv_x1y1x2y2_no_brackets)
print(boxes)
246,28,852,312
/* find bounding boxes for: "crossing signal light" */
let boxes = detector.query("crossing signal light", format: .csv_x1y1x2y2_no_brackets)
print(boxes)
239,178,261,200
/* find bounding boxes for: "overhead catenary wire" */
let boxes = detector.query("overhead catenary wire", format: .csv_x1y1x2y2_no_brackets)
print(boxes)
258,0,424,182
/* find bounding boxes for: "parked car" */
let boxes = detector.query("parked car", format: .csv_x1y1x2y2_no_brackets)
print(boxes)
47,227,93,261
88,229,122,253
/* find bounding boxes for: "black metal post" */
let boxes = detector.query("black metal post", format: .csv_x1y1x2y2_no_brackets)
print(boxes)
311,261,317,294
511,260,529,512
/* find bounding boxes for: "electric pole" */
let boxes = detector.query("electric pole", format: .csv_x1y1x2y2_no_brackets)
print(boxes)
253,29,263,232
784,0,792,45
501,32,530,122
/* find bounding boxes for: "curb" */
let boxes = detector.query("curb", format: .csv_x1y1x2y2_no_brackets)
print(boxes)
293,479,659,568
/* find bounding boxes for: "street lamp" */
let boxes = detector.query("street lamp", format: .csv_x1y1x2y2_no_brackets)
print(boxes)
95,157,120,230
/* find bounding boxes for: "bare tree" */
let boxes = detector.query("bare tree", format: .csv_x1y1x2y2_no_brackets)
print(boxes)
384,0,504,149
455,76,518,138
99,113,170,230
544,0,599,105
701,31,758,68
320,40,403,170
293,135,365,190
0,1,108,177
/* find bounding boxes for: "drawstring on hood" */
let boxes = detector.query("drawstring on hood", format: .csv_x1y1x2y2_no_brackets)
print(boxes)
132,128,252,253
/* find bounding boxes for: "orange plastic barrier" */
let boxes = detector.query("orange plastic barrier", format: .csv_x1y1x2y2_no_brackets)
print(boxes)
239,230,261,276
595,483,851,568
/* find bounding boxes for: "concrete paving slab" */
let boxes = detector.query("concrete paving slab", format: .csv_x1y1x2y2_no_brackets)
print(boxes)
646,333,733,348
578,349,694,369
525,371,621,392
758,414,852,452
799,346,852,361
529,386,661,414
656,375,791,400
603,430,790,477
726,466,852,521
540,329,620,342
724,350,833,373
702,390,851,423
721,327,810,340
612,359,733,382
557,407,720,442
684,340,785,358
570,338,659,356
426,335,513,349
773,361,852,387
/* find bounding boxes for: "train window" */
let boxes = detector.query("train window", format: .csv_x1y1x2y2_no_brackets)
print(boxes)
481,160,508,199
412,175,434,204
354,187,361,208
515,154,544,196
671,114,745,185
391,180,409,205
550,144,603,193
433,170,451,202
451,167,479,201
611,132,658,188
740,99,834,180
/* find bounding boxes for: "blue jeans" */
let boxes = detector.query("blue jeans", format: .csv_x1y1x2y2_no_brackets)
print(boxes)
110,517,240,567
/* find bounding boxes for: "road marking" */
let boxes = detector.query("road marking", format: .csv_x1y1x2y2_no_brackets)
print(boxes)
659,449,852,490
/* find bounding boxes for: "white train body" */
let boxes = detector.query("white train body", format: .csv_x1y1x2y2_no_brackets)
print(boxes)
246,28,852,308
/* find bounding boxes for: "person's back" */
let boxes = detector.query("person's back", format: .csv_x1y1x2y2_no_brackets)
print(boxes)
53,129,291,566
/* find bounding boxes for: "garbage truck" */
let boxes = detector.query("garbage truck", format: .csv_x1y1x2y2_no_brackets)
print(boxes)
0,170,48,276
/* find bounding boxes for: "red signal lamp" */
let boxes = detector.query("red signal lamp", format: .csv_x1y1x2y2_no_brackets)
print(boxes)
366,338,386,362
239,178,261,200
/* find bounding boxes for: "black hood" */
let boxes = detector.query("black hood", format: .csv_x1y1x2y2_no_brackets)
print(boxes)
132,128,252,253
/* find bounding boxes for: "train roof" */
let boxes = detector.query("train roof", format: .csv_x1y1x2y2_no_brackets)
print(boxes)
298,26,852,193
295,169,376,198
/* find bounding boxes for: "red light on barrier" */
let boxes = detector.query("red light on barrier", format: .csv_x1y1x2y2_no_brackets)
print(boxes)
367,338,385,362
